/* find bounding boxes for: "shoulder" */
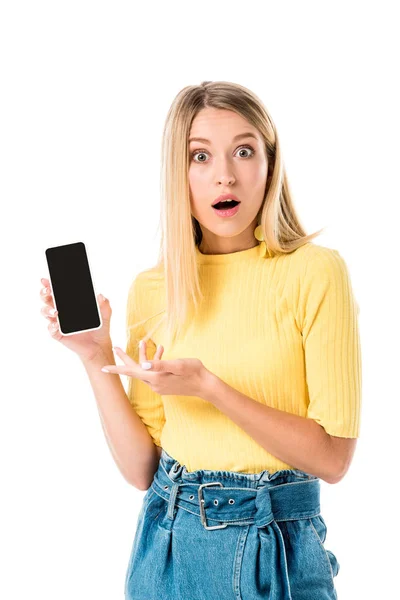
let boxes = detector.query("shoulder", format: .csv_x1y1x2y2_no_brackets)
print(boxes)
129,264,165,296
292,242,359,326
292,242,359,320
289,241,349,279
289,240,342,262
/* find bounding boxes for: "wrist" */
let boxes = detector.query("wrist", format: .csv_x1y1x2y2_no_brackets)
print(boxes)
80,344,114,367
201,369,222,403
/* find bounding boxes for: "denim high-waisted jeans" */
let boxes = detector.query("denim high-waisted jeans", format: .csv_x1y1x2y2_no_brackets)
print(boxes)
124,448,340,599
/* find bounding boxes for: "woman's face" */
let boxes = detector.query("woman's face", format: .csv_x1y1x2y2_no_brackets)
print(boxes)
188,107,269,254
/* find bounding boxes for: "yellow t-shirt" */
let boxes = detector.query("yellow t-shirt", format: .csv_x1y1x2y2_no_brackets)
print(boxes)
125,240,362,474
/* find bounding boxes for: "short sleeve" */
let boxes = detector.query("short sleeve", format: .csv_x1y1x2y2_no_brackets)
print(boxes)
296,246,362,438
125,275,165,447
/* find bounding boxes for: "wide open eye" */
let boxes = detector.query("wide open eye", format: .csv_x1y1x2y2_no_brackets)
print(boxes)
191,145,255,163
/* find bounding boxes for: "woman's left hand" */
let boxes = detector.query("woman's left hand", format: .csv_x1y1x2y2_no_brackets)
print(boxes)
101,340,214,398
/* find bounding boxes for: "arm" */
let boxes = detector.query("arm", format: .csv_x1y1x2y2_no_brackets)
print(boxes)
202,245,361,485
80,345,160,490
202,374,339,484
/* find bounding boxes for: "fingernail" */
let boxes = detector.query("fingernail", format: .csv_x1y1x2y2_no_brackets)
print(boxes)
141,362,152,370
99,294,106,302
101,368,110,373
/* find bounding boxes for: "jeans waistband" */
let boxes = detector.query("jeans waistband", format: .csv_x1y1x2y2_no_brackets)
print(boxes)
151,451,321,531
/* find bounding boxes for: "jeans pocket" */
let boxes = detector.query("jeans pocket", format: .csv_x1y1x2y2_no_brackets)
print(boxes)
309,515,340,578
264,517,339,598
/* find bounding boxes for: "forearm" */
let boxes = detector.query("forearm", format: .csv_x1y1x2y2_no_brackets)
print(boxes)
202,374,338,484
79,346,159,490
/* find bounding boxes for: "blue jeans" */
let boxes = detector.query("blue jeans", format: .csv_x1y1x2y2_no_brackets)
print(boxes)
124,448,340,599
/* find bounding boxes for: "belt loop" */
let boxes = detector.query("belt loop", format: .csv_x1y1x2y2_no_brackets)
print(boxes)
167,482,180,521
169,460,182,478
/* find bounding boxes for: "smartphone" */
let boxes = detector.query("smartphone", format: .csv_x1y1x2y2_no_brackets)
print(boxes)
45,241,102,336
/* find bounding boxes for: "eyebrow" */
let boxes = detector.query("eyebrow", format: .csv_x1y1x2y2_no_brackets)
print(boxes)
188,132,259,144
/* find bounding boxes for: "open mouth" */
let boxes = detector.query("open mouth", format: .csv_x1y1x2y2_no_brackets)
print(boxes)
213,200,240,210
212,200,241,217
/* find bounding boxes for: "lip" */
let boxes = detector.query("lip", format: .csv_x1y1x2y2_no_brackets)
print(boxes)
212,193,241,207
212,203,241,218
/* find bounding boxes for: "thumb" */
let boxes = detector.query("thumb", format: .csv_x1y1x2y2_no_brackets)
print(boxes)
98,293,112,318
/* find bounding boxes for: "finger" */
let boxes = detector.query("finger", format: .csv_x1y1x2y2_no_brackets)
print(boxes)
41,305,58,319
40,292,55,309
139,339,163,361
40,282,55,307
139,339,147,363
40,285,53,299
112,346,136,366
48,319,63,341
101,366,138,376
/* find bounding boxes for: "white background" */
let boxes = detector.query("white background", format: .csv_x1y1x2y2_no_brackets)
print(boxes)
1,1,398,598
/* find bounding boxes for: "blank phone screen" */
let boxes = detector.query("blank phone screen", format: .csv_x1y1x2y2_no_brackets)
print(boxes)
45,242,101,335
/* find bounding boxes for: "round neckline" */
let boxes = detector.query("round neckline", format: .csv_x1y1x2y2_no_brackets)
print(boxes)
195,240,269,264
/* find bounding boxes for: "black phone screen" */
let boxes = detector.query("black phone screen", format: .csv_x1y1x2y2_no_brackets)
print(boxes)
45,242,102,336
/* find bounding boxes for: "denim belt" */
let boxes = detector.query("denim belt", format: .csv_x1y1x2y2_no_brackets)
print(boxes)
151,459,321,531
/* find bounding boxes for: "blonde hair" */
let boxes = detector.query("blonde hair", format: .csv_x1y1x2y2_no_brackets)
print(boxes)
129,80,324,352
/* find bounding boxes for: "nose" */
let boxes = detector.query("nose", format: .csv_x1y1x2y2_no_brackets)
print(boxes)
217,175,235,185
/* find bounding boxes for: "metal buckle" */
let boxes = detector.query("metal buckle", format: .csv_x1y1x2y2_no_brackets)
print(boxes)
198,482,228,530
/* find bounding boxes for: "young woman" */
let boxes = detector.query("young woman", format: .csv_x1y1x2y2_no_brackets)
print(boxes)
40,80,361,599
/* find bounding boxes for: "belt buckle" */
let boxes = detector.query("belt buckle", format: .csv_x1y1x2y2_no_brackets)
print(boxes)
198,482,228,530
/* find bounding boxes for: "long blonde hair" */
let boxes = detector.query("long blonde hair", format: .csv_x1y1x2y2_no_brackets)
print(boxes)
129,80,324,352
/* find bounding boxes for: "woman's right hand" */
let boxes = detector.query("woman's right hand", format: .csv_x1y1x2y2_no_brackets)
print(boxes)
40,277,113,362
